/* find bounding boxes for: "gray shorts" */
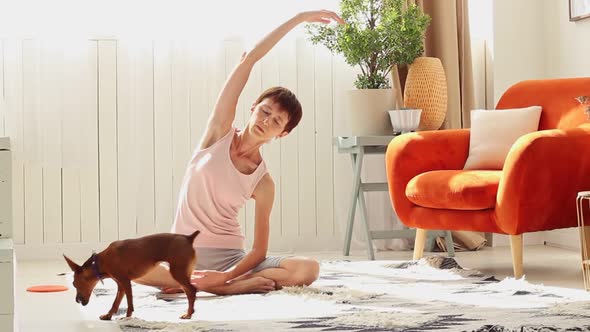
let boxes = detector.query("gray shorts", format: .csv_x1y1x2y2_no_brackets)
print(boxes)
195,247,287,273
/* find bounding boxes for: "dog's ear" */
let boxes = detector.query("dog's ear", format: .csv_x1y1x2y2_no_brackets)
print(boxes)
63,254,80,272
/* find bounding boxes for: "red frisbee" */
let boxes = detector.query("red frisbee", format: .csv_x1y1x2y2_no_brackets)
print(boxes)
26,285,69,293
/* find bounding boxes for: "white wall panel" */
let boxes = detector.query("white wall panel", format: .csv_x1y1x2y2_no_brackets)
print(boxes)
314,45,335,243
116,40,139,240
3,37,398,254
153,40,174,234
61,40,85,243
78,40,99,244
98,40,119,242
133,40,155,237
295,38,317,248
22,40,43,245
39,40,63,244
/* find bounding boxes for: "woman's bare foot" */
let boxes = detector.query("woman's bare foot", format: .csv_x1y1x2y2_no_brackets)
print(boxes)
205,276,276,295
232,276,277,294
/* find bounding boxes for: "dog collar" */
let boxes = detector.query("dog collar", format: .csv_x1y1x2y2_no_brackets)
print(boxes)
90,253,105,284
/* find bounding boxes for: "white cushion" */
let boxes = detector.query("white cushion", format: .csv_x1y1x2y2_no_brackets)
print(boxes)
463,106,542,170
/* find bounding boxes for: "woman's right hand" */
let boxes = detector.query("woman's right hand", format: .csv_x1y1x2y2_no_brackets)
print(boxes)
191,270,230,289
297,10,345,25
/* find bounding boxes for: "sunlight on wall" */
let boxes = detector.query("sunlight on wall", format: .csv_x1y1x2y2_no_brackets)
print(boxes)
0,0,339,42
468,0,494,109
468,0,493,51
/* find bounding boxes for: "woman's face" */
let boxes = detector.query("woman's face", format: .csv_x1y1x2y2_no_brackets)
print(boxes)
249,98,289,140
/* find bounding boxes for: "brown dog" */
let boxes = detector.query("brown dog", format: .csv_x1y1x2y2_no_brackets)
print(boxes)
63,230,200,320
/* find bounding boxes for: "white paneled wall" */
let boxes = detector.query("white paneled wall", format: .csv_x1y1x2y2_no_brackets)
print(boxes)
2,37,400,256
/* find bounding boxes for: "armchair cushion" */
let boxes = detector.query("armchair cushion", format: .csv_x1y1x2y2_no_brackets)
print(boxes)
406,170,501,210
463,106,542,170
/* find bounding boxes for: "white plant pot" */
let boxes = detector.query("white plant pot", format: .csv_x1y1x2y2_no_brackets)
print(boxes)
388,109,422,134
344,89,395,136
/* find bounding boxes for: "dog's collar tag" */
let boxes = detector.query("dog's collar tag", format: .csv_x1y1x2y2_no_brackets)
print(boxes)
90,252,105,284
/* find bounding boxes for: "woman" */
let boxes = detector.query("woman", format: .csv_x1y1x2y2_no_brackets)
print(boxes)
137,10,345,295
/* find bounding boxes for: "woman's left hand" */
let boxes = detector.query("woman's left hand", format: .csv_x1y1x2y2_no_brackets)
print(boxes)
191,270,230,288
298,10,346,25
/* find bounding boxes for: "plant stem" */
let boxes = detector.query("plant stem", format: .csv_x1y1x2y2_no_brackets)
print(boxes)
359,62,368,77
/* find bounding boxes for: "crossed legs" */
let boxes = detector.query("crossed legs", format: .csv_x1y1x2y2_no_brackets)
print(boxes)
164,256,320,296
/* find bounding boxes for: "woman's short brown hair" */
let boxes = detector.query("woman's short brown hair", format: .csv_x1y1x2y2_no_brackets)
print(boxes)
254,87,302,134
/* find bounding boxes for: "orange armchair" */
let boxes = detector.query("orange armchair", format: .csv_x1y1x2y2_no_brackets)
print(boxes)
385,78,590,278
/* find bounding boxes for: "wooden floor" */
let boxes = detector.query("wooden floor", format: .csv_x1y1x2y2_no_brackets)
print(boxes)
15,245,587,332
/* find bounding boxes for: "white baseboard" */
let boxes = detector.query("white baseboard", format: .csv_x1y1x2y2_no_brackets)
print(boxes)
491,232,545,247
543,241,579,252
542,228,580,251
14,239,350,261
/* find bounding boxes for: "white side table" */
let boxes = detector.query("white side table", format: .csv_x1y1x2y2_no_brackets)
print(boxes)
335,135,454,260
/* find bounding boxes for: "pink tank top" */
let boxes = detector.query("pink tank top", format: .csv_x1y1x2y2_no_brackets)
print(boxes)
171,128,268,249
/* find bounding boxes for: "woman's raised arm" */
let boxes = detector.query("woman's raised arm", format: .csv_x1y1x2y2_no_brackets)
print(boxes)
199,10,344,149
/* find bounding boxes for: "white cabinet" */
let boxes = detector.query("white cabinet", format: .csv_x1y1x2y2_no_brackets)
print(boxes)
0,137,14,332
0,315,14,332
0,239,14,332
0,137,11,239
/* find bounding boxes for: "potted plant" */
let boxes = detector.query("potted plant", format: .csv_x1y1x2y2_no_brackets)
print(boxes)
307,0,430,135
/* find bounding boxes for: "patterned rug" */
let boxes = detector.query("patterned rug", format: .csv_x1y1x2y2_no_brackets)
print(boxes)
84,257,590,331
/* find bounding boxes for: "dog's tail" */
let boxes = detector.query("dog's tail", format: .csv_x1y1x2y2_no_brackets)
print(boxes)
187,230,200,243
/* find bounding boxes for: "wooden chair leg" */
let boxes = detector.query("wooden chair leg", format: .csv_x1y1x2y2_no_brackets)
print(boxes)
413,228,428,260
510,234,524,279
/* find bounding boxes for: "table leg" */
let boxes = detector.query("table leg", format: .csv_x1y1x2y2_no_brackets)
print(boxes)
444,231,455,257
357,180,375,260
425,235,435,252
343,151,364,256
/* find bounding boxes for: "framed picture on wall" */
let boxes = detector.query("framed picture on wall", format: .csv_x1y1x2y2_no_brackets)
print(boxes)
570,0,590,21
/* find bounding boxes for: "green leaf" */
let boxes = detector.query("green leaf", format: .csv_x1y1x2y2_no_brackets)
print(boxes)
305,0,430,89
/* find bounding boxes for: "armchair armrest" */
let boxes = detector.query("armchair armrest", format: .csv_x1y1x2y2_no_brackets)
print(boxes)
496,125,590,234
385,129,470,225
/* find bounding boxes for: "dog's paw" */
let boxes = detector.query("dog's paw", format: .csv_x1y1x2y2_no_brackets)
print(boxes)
180,313,193,319
99,314,112,321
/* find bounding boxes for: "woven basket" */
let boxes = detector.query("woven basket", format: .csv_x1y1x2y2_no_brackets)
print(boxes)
404,57,448,130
